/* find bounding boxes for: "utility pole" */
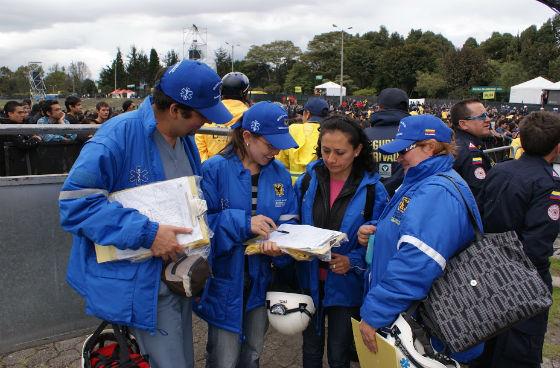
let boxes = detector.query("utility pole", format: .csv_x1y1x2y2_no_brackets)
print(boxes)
225,41,240,72
332,24,352,106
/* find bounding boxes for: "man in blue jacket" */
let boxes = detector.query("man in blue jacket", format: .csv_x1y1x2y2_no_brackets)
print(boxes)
58,60,232,368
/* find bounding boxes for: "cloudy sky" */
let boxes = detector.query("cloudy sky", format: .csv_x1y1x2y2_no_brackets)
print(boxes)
0,0,556,79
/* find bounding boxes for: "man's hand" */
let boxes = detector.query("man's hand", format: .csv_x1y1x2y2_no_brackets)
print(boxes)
57,112,66,124
359,320,378,353
357,224,376,246
151,224,192,262
260,241,283,257
251,215,277,239
329,253,350,274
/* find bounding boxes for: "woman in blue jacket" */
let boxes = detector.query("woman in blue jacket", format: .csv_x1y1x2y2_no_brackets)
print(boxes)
358,114,484,363
195,101,300,368
295,116,388,368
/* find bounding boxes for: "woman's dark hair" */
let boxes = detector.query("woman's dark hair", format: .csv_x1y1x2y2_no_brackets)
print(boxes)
316,115,375,172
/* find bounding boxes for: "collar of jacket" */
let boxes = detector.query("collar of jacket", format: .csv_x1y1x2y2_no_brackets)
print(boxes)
370,109,410,127
402,154,454,188
222,149,276,175
139,96,158,137
519,153,557,178
455,129,482,147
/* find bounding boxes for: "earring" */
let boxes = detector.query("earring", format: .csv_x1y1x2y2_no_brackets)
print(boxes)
246,142,249,147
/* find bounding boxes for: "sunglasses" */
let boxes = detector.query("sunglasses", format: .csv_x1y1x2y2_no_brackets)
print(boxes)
464,112,489,121
398,144,417,155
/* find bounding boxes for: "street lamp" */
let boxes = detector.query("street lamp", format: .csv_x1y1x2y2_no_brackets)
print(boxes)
332,24,352,106
225,41,240,72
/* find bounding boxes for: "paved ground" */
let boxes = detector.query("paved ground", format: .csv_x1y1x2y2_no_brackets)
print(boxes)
0,315,360,368
3,244,559,368
1,313,559,368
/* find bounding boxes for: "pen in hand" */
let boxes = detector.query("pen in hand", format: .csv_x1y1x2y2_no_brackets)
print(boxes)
274,230,290,234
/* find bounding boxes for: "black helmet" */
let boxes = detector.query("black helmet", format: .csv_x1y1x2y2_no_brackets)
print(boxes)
222,72,250,100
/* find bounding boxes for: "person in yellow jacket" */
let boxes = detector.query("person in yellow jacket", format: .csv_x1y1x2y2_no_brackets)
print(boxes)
510,136,524,159
195,72,250,161
277,97,330,184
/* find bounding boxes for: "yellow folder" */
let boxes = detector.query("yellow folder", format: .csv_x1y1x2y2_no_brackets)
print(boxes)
351,318,399,368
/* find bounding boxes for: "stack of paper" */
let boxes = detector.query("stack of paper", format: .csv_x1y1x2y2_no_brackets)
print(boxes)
94,176,210,263
245,224,347,261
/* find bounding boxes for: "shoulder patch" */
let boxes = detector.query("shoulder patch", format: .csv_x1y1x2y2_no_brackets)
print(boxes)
474,167,486,180
548,204,560,221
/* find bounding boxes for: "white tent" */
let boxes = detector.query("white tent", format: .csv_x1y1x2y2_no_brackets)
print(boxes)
509,76,554,104
314,81,346,97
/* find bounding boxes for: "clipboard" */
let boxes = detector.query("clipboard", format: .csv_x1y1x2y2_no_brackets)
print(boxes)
351,318,399,368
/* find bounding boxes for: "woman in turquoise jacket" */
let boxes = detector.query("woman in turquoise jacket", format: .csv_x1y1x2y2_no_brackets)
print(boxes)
195,101,299,368
295,116,388,368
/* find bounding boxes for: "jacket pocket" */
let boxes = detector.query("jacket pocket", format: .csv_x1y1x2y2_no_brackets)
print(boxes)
86,258,139,280
203,277,232,322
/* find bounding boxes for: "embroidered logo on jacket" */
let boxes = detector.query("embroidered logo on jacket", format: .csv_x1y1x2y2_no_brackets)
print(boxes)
398,196,410,213
129,166,149,185
550,191,560,201
273,183,285,197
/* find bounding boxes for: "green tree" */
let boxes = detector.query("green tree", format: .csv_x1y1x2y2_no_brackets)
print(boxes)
283,62,316,95
214,47,232,77
147,48,161,86
163,50,180,67
463,37,479,49
415,71,447,97
244,40,302,88
81,78,98,96
98,48,126,92
442,47,497,98
44,65,71,94
480,32,517,62
303,32,341,82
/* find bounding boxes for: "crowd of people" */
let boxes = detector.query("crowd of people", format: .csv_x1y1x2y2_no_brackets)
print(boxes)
1,60,558,368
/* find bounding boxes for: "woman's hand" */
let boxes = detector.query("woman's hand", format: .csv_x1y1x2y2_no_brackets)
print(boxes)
357,225,377,246
260,241,283,257
251,215,277,239
359,320,378,353
328,253,350,274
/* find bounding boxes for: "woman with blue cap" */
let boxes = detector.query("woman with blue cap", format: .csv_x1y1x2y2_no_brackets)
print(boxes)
195,101,300,368
295,115,388,367
357,114,484,363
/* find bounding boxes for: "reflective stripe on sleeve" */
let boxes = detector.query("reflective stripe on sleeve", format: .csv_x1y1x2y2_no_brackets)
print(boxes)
396,235,446,271
59,188,109,200
279,214,300,222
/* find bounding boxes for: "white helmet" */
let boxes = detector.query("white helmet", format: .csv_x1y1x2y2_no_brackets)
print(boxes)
266,291,315,335
385,314,460,368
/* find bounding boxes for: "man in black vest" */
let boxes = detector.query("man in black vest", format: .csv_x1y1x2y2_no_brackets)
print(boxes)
364,88,409,196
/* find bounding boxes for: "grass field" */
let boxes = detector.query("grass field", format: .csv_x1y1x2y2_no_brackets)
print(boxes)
551,257,560,277
545,287,560,359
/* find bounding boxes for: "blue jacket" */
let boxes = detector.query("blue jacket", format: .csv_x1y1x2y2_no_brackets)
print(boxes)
295,160,388,331
59,97,201,332
194,152,299,334
361,154,483,361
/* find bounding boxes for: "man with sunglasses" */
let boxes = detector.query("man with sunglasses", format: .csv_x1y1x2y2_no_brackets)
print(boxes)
450,99,493,198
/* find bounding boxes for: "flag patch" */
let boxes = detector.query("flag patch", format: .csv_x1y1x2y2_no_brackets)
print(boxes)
550,191,560,201
424,129,436,136
472,157,483,165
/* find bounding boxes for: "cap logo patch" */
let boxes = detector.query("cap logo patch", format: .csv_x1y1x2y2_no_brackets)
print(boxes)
400,121,407,128
180,87,193,101
212,81,222,100
250,120,260,132
425,129,436,136
277,113,288,122
168,61,182,74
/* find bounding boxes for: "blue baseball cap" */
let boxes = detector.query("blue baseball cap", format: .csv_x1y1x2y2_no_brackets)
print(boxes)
158,60,232,124
241,101,298,150
304,97,329,122
379,114,452,154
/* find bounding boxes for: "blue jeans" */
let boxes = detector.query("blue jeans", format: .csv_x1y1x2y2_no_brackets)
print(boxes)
132,281,194,368
302,306,359,368
205,306,268,368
